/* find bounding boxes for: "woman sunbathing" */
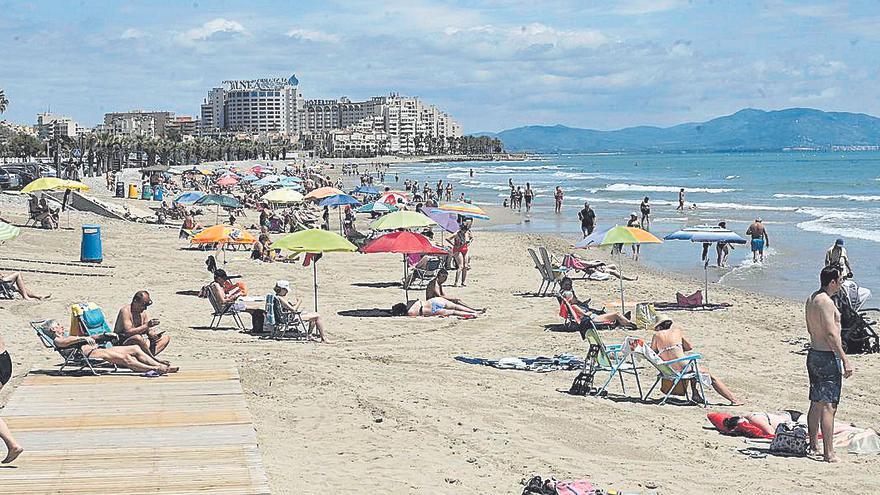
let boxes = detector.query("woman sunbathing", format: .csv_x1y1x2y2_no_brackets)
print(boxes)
559,278,633,329
392,297,483,318
723,410,803,437
39,320,178,374
0,271,51,300
565,254,637,281
650,317,741,406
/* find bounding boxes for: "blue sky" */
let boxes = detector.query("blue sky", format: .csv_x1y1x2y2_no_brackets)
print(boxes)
1,0,877,132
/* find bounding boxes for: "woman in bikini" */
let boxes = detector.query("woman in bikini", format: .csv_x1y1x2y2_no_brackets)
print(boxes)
558,278,634,329
391,297,482,318
649,318,741,405
448,223,473,287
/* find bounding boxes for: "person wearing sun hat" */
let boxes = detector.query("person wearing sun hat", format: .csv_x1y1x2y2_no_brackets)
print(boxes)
825,238,852,279
272,280,328,343
649,314,742,406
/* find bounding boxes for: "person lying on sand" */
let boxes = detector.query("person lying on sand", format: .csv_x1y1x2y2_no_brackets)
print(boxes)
723,410,803,437
272,280,328,343
39,320,178,374
114,291,171,361
392,297,483,318
0,271,51,300
650,317,741,406
425,269,485,313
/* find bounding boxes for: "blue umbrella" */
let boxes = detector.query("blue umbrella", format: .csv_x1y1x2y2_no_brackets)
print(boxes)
241,174,259,182
196,194,243,224
352,185,379,195
174,191,206,204
279,176,303,184
252,178,276,187
664,226,747,303
319,194,361,207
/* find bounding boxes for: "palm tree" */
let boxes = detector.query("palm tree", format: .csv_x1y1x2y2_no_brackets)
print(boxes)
0,89,8,114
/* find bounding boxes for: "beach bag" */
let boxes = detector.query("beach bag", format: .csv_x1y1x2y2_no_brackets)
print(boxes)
769,422,808,456
634,303,657,330
554,480,595,495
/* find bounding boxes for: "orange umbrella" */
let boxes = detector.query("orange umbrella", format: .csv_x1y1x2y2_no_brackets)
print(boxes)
303,186,344,201
190,224,256,247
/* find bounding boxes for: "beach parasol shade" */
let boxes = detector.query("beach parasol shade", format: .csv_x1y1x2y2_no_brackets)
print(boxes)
421,207,460,233
573,225,662,312
378,191,408,205
664,226,747,304
270,229,357,311
438,202,490,220
370,211,437,231
262,188,304,204
21,178,90,194
174,191,205,204
216,176,238,187
363,231,449,301
241,174,259,182
356,201,398,214
352,185,379,195
190,224,256,246
304,186,345,201
319,194,361,208
195,194,242,209
0,221,21,242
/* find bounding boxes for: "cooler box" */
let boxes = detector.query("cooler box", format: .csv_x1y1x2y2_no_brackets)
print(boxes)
128,184,138,199
141,184,152,200
153,185,164,201
80,224,103,263
115,181,125,198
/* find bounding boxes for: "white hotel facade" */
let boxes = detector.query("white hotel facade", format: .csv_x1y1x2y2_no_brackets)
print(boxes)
199,75,461,153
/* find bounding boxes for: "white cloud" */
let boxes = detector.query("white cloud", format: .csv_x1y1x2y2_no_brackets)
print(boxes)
613,0,686,16
120,28,144,40
442,22,607,58
177,18,247,43
790,87,840,103
286,29,340,43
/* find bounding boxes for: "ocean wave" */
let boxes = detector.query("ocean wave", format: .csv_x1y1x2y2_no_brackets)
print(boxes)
601,183,739,193
774,193,880,202
796,208,880,243
725,175,740,180
553,171,625,180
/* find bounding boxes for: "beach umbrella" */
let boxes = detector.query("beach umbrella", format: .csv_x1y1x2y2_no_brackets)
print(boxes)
190,224,256,247
320,194,362,234
370,210,437,231
422,207,460,234
573,225,663,312
0,221,21,242
378,191,408,205
195,194,243,223
438,202,490,220
174,191,205,204
664,226,747,304
21,177,89,194
304,186,345,201
241,174,259,182
363,231,449,301
216,175,238,187
356,201,398,214
278,176,303,187
270,229,358,311
352,185,379,195
262,188,304,205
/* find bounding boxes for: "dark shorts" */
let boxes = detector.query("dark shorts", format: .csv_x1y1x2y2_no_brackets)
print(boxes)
807,349,841,404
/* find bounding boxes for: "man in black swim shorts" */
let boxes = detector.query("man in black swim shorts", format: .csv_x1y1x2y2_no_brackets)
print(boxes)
0,334,23,464
805,266,853,463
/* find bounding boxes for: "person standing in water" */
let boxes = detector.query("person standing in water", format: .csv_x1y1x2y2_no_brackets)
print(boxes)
716,221,733,267
524,183,534,214
677,188,685,211
746,218,769,263
805,266,852,463
578,202,595,237
627,212,640,260
639,197,651,230
554,186,564,214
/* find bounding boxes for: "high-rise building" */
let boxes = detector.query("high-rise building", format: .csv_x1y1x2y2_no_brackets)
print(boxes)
103,110,174,137
166,115,200,137
199,76,302,136
35,113,80,141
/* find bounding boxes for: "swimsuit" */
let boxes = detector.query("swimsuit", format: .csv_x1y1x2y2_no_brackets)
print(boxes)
656,343,683,356
0,350,11,386
751,238,765,252
430,301,444,314
807,349,841,404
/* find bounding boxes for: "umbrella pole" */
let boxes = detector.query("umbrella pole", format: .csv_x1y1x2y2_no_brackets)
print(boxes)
704,257,709,305
216,204,220,225
618,251,626,313
403,254,409,302
313,259,318,312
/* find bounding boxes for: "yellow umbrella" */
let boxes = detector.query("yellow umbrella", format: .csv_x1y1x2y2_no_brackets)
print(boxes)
21,178,90,193
270,229,357,311
262,188,304,204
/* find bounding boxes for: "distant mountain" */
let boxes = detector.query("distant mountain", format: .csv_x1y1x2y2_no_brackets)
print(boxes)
477,108,880,153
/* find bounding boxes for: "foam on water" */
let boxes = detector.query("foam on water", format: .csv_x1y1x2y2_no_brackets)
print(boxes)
796,208,880,243
773,193,880,202
717,247,779,284
601,183,739,193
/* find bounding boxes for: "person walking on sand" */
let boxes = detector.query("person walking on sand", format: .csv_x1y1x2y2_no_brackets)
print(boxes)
677,188,685,211
825,238,852,279
805,266,853,463
578,202,595,237
716,221,733,267
639,197,651,230
554,186,564,214
0,334,23,464
746,217,769,263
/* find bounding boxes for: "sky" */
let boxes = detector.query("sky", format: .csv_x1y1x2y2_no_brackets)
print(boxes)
1,0,878,132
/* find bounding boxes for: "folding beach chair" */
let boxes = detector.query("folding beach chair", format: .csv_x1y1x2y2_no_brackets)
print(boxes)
265,293,309,340
621,338,707,407
539,246,567,293
408,256,443,289
555,294,608,330
31,319,117,375
207,289,245,330
0,280,15,299
528,248,556,296
581,326,642,398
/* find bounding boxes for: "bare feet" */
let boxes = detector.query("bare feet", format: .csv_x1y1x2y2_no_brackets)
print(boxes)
825,453,841,463
161,366,179,373
2,445,23,464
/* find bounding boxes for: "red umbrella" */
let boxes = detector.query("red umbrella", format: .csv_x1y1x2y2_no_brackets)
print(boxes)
216,175,238,187
362,231,448,300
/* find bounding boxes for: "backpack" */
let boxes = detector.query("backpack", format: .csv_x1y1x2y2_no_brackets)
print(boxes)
769,422,808,456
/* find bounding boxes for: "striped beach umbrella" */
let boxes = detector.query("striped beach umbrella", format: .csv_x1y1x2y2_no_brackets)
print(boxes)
0,221,21,242
438,202,489,220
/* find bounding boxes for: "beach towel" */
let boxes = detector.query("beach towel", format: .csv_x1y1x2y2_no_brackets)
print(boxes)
455,354,584,373
554,480,595,495
676,290,703,307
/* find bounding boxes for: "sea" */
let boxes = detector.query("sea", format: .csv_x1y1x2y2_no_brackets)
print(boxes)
395,152,880,302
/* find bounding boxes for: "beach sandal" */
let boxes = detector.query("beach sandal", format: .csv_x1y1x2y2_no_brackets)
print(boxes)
737,448,767,459
141,370,162,378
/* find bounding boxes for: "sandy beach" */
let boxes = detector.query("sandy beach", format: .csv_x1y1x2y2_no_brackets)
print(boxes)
2,178,880,494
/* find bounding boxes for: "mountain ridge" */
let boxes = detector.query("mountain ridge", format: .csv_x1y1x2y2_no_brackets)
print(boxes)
475,108,880,152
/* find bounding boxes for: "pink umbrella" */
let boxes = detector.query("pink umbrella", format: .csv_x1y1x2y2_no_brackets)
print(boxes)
362,231,447,301
379,191,408,205
216,176,238,187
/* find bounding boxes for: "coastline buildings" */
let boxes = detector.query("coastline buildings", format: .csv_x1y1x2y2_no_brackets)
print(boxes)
35,113,80,141
199,75,461,153
101,110,173,138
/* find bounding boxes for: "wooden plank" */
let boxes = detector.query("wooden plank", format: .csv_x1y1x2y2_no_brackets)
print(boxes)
0,362,270,494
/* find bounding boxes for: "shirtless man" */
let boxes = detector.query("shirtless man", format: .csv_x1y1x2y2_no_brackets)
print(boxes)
677,188,685,211
805,266,853,463
115,291,171,359
426,269,484,313
745,218,769,262
0,334,23,464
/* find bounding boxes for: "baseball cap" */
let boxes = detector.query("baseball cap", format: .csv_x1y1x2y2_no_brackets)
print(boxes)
275,280,290,290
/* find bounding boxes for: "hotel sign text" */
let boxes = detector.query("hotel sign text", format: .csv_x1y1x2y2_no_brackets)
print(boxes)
223,77,294,91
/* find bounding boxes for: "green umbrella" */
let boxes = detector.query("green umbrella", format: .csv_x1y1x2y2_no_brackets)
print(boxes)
270,229,358,311
369,210,437,231
195,194,243,224
0,221,21,242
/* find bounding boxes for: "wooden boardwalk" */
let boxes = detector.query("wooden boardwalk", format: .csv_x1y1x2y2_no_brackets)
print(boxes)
0,362,270,494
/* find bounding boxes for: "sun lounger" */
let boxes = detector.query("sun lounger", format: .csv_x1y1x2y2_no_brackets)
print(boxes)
528,248,556,296
207,289,245,330
31,319,117,375
265,293,309,339
0,280,15,299
617,337,707,406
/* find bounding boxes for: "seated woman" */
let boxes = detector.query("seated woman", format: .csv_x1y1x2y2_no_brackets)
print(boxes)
38,319,177,374
209,270,264,333
0,272,50,300
391,297,481,318
649,317,742,406
558,278,632,329
271,280,328,343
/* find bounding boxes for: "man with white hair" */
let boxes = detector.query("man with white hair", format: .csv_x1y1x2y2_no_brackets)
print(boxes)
745,217,769,263
272,280,328,343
